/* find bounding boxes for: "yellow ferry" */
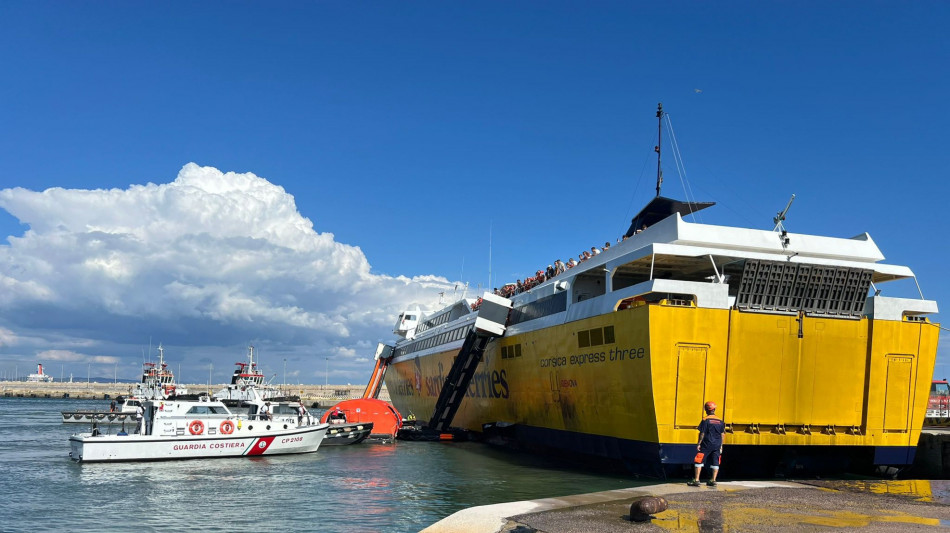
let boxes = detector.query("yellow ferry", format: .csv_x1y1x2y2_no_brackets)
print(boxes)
379,107,940,476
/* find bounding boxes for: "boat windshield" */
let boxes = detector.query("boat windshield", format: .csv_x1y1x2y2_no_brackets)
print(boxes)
272,405,299,415
186,405,229,415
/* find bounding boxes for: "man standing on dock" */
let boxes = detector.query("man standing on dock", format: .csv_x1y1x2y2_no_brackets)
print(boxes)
688,401,724,487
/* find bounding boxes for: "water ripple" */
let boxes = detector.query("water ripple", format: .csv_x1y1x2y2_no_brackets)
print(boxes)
0,397,634,533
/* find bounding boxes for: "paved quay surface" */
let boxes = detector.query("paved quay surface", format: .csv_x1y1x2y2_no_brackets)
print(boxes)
423,479,950,532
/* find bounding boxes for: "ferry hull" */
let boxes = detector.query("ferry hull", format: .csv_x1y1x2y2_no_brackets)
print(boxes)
385,302,939,476
484,423,917,477
69,424,328,462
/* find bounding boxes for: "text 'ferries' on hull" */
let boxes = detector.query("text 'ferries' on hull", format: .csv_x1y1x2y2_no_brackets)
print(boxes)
376,105,940,477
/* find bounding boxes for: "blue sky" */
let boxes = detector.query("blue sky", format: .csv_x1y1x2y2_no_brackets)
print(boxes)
0,2,947,384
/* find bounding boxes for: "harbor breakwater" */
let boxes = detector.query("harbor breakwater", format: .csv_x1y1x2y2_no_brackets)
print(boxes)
0,381,388,407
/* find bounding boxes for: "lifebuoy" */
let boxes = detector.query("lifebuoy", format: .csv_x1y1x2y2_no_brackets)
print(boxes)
220,420,235,434
188,420,204,435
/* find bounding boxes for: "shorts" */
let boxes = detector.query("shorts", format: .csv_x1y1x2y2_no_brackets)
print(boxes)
694,448,722,469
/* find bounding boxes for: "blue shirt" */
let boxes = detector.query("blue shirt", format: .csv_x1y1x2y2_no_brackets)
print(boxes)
698,415,724,450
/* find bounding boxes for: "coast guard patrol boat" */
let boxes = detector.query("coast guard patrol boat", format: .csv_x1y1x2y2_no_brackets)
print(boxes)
68,393,327,462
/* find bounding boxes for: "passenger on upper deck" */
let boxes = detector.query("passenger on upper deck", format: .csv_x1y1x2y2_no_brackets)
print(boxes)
546,265,555,279
591,246,601,256
603,242,611,251
567,258,577,268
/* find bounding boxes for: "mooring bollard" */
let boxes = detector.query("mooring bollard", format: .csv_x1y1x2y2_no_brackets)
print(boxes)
629,496,668,522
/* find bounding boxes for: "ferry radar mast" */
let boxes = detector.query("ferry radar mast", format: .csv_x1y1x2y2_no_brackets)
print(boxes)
622,104,715,238
655,102,664,197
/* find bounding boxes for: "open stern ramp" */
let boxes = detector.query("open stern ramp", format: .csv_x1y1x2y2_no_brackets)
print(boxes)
429,293,512,432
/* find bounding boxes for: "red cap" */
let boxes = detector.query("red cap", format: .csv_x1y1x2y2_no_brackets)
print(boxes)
704,401,717,412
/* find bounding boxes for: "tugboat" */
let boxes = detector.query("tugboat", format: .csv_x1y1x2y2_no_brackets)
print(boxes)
62,345,187,424
213,346,299,415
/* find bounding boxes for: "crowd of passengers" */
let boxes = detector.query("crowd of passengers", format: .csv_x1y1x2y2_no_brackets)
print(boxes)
470,225,648,310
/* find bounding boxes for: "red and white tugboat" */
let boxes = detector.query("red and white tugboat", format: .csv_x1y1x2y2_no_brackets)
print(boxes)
68,393,329,462
214,346,289,404
62,344,188,424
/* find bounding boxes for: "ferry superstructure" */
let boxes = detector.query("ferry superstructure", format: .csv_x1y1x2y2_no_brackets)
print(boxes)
379,108,940,476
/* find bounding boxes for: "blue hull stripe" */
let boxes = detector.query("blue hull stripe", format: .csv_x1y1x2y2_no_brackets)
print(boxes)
506,424,917,475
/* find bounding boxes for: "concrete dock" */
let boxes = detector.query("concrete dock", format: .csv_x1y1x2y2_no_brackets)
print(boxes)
424,479,950,532
425,430,950,532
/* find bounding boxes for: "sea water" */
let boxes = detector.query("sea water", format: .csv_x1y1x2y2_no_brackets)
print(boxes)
0,397,636,532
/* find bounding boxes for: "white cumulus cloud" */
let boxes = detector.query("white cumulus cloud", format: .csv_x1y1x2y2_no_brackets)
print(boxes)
0,164,452,382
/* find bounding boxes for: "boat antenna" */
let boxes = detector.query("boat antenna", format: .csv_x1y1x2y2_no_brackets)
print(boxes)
488,220,493,291
655,102,664,197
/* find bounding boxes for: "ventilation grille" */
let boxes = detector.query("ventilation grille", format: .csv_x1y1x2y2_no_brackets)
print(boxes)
735,259,872,318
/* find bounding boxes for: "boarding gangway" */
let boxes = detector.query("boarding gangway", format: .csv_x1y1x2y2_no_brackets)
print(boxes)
428,293,511,432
